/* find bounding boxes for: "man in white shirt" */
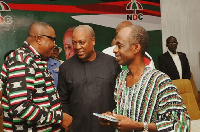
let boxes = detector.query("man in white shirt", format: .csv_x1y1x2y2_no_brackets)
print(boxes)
158,36,191,80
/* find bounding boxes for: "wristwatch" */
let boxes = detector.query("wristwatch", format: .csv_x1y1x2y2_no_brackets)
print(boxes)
143,122,148,132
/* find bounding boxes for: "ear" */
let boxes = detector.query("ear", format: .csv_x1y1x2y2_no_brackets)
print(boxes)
91,37,95,46
35,36,41,45
133,44,141,54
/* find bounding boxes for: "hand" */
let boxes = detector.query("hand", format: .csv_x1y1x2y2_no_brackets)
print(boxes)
99,111,113,126
60,113,73,131
113,114,140,132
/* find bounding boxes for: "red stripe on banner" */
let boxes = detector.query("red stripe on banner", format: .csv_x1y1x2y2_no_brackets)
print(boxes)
7,3,121,14
7,1,160,16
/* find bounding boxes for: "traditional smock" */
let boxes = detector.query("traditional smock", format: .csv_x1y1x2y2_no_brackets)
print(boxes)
114,67,190,132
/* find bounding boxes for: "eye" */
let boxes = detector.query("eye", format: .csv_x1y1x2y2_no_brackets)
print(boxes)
67,46,71,49
117,44,123,49
72,41,77,45
79,41,86,45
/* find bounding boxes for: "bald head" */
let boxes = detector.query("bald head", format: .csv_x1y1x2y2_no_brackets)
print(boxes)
28,22,53,37
116,21,133,34
26,22,56,59
72,25,96,61
118,25,148,56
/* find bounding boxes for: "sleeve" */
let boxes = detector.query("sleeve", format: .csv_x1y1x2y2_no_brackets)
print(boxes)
155,76,190,131
113,73,121,114
183,54,191,79
158,55,168,73
8,60,62,124
57,64,71,114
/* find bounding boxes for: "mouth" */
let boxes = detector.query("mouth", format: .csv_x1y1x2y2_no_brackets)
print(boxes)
115,55,121,62
76,51,85,56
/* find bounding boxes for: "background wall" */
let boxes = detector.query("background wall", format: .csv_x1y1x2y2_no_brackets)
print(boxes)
0,0,162,68
161,0,200,91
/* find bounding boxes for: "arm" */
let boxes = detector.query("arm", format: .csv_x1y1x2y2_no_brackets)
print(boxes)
100,112,158,132
0,78,2,116
155,77,190,131
183,54,191,79
158,55,168,73
5,60,62,124
57,64,71,114
113,114,158,132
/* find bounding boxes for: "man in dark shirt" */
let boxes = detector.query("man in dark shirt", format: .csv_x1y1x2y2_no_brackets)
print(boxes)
0,22,72,131
58,25,121,132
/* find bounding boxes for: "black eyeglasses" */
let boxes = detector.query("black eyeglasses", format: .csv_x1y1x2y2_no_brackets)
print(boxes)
39,34,56,42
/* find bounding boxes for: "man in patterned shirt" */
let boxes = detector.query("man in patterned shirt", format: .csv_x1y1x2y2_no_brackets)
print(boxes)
0,22,72,131
101,25,190,131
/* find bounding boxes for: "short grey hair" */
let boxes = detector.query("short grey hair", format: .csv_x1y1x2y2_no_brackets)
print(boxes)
128,25,149,56
74,25,95,38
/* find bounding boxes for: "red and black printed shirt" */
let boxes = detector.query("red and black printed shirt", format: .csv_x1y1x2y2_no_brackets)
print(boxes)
0,41,63,131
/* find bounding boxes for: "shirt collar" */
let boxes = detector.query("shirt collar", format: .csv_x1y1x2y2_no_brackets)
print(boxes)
23,41,41,59
168,50,177,56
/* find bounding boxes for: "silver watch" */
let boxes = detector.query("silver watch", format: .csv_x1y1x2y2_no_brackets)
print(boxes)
143,122,148,132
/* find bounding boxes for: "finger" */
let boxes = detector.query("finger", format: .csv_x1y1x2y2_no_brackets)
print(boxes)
100,122,111,126
113,114,126,120
106,111,112,115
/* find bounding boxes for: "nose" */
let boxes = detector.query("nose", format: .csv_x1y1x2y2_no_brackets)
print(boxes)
113,45,118,54
53,43,57,47
74,43,82,50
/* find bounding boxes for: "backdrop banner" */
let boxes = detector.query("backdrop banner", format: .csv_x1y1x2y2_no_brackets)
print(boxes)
0,0,162,67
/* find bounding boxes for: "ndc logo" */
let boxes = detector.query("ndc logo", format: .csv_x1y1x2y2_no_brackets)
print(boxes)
126,0,143,20
0,1,13,24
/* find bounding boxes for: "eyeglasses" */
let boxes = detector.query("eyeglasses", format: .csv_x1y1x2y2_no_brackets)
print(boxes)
168,42,178,45
39,34,56,43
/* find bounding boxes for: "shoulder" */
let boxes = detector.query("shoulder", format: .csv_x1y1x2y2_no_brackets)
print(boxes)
158,52,169,59
48,58,61,66
98,52,120,68
59,55,79,70
98,51,116,61
6,48,33,65
177,52,186,57
146,68,171,82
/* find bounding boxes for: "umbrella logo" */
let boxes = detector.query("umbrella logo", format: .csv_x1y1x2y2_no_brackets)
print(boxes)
126,0,143,14
0,1,11,11
0,1,12,24
126,0,143,20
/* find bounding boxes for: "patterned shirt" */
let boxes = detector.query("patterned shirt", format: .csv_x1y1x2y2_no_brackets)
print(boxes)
0,42,63,131
114,67,190,132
